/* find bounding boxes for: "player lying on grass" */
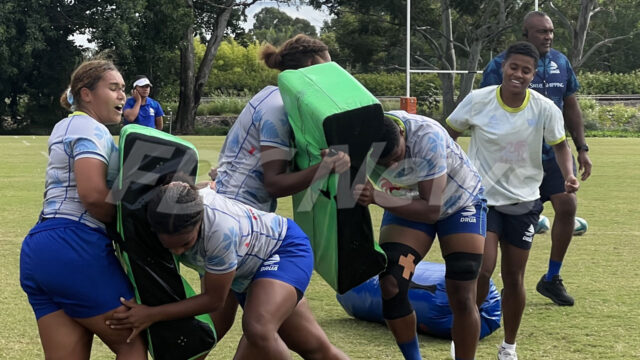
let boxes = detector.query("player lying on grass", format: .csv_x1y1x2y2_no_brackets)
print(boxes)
106,179,348,360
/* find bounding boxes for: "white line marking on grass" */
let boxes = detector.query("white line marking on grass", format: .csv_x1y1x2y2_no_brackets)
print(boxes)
41,152,49,159
22,141,30,146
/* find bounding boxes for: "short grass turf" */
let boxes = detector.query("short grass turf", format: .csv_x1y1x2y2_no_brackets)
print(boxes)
1,136,638,359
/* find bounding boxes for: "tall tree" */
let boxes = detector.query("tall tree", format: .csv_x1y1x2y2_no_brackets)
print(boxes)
547,0,640,69
251,7,317,46
0,0,84,124
414,0,529,117
174,0,299,134
310,0,531,118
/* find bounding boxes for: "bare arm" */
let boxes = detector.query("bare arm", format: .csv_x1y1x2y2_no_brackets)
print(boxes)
552,141,579,194
107,270,234,342
123,90,142,123
155,116,163,131
354,174,446,224
74,158,115,223
563,95,592,180
446,125,463,141
261,145,350,198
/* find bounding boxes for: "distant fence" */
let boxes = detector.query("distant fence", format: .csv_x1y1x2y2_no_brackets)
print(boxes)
201,94,640,104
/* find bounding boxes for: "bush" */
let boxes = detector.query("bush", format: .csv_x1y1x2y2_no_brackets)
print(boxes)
578,98,640,133
204,39,279,94
577,71,640,95
196,98,249,116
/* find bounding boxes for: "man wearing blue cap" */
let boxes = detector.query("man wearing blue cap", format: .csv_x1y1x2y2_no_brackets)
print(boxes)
123,75,165,130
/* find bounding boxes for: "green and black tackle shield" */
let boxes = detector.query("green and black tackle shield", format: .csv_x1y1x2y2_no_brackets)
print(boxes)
114,124,216,360
278,62,387,294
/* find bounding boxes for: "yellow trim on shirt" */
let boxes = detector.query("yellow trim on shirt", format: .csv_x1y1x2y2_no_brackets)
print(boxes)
445,118,465,133
70,111,89,117
384,113,406,135
546,135,567,146
496,86,530,113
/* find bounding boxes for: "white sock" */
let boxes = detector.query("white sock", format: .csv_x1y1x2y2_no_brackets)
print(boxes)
501,340,516,351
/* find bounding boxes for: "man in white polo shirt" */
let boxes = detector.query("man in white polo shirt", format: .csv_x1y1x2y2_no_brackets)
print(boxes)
123,75,165,130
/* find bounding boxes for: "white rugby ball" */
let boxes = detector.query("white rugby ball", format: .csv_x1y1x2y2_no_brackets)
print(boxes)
574,217,588,236
535,215,551,234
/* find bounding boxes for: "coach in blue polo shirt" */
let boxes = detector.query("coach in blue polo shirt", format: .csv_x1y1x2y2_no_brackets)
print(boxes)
123,76,165,130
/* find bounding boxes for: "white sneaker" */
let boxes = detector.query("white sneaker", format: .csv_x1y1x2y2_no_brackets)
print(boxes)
450,340,455,359
497,346,518,360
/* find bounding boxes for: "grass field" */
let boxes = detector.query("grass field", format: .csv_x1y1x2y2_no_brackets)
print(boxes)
1,136,639,359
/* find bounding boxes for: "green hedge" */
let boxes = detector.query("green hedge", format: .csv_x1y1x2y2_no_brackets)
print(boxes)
579,98,640,133
577,71,640,95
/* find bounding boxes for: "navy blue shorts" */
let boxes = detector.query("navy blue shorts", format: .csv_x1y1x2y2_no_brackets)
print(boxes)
539,156,577,203
235,219,313,306
380,200,487,239
486,200,543,250
20,218,134,320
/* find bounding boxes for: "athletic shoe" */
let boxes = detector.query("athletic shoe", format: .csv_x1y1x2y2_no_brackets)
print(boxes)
536,274,575,306
497,346,518,360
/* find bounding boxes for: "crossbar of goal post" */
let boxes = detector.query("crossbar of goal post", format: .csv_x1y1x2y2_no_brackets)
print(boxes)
403,0,539,112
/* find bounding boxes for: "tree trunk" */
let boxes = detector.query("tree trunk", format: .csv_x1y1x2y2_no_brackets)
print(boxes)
570,0,597,67
176,22,196,134
192,1,234,120
457,41,482,104
439,0,456,120
175,0,235,134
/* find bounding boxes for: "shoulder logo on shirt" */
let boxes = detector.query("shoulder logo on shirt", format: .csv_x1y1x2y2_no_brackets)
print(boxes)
523,225,535,242
459,205,477,223
260,254,280,271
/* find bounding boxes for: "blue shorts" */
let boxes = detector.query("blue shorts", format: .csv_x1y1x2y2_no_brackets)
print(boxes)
235,219,313,306
20,218,134,320
486,200,543,250
540,156,577,203
380,200,487,239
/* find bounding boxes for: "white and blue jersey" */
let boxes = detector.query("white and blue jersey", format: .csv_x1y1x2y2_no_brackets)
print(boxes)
376,111,485,219
179,188,289,293
42,112,119,229
480,49,579,161
215,86,291,212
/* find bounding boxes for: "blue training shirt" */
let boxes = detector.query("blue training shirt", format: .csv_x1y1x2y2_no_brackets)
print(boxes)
123,97,164,128
480,48,579,161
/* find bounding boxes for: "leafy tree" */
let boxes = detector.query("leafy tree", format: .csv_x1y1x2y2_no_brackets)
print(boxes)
200,38,279,94
310,0,529,117
251,7,317,45
545,0,640,70
0,0,84,124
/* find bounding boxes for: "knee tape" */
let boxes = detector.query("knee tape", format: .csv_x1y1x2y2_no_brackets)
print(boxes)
444,252,483,281
379,242,422,320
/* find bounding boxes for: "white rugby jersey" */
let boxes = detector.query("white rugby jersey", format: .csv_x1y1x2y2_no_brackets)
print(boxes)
179,187,288,293
42,112,119,229
446,85,565,206
215,86,291,212
371,111,484,219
